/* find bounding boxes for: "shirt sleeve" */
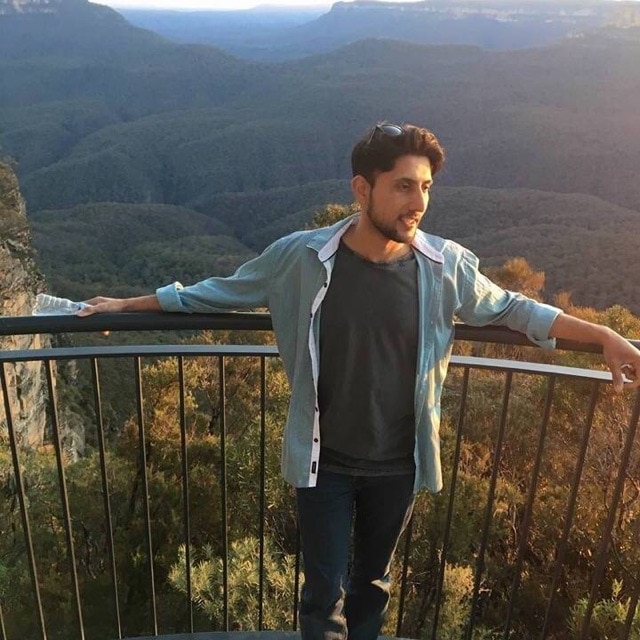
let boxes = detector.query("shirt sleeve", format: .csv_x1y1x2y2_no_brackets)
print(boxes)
456,249,562,349
155,239,280,313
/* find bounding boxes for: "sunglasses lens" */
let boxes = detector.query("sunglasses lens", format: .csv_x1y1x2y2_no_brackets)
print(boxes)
366,123,404,145
378,124,404,137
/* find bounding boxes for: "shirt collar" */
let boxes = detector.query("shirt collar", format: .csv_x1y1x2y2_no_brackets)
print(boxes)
307,214,444,264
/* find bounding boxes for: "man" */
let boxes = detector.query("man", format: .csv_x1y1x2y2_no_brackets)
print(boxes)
80,123,640,640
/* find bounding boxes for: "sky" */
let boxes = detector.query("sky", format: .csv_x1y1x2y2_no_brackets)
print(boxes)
104,0,413,11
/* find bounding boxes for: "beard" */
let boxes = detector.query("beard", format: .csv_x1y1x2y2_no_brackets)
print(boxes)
366,200,419,244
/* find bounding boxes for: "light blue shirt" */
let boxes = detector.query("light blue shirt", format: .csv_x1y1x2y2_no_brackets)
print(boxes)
156,215,562,493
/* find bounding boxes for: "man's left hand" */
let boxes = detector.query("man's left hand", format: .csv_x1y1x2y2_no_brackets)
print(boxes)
602,331,640,392
549,313,640,393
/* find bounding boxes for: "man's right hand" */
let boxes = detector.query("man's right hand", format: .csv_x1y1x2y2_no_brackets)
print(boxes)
78,295,161,316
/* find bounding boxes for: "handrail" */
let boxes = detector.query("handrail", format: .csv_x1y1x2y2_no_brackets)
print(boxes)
0,312,273,336
0,312,636,354
0,344,279,363
0,344,615,383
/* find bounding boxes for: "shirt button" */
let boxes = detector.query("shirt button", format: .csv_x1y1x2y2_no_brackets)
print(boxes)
314,438,319,443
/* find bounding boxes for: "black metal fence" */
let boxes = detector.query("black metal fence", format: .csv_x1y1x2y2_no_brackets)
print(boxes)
1,313,639,640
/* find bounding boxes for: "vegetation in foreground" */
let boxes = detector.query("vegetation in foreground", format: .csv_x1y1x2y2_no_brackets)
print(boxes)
2,206,640,639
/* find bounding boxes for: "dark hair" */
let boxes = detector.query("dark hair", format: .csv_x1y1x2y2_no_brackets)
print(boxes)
351,122,446,184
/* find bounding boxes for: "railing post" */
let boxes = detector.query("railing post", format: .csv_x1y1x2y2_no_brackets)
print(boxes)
134,356,157,636
503,375,556,639
396,512,414,637
577,389,640,640
90,358,122,639
0,597,6,640
540,380,600,639
620,515,640,638
177,356,194,634
293,525,301,631
465,370,513,640
44,360,85,640
219,356,229,632
0,363,47,640
258,356,267,631
432,366,471,640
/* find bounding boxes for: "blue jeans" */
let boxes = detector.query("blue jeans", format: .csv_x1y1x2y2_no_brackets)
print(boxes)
296,470,416,640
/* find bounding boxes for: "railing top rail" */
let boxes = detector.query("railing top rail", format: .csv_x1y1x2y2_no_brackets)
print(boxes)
0,311,634,355
0,311,273,336
450,355,612,382
0,343,615,383
0,344,279,363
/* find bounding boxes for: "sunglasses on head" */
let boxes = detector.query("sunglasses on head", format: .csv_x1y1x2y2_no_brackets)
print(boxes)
365,123,404,146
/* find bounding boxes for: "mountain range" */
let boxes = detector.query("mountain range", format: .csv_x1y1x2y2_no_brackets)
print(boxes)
1,0,640,313
121,0,640,60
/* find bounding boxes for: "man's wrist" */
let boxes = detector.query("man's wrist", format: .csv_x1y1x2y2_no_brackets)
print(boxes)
578,322,616,347
598,325,622,347
121,295,161,312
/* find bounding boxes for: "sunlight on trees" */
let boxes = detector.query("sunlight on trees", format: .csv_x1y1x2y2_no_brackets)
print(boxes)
169,538,297,630
2,258,640,638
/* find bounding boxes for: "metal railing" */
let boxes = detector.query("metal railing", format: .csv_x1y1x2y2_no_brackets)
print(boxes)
0,313,639,640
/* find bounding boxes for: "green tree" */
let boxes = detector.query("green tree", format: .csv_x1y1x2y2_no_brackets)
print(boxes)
309,202,360,229
169,537,297,630
570,580,640,639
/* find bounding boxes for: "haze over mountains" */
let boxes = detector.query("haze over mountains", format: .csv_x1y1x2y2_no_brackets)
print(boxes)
1,0,640,312
121,0,640,60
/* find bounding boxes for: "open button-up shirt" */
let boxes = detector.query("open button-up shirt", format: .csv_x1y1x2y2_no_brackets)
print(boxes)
156,215,561,493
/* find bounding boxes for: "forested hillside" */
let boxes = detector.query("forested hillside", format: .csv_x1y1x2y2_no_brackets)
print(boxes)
3,5,640,638
30,203,255,299
28,184,640,314
425,187,640,313
0,0,639,313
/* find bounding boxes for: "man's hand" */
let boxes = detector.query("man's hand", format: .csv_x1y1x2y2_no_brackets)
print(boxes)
601,330,640,392
78,297,126,316
77,294,162,316
549,314,640,392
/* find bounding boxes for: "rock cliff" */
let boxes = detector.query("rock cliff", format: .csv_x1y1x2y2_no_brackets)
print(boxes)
0,161,51,447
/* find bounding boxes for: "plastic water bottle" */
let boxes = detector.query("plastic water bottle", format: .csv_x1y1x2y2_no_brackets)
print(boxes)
32,293,87,316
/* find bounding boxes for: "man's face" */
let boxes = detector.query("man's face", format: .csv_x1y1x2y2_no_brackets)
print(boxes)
362,154,433,245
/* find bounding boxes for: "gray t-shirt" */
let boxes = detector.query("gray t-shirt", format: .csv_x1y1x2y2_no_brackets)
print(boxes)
318,241,419,475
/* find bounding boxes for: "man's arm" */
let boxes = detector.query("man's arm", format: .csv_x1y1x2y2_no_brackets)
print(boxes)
78,295,161,315
549,314,640,392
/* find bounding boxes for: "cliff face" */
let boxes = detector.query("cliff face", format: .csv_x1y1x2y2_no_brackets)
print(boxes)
330,1,640,25
0,162,50,447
